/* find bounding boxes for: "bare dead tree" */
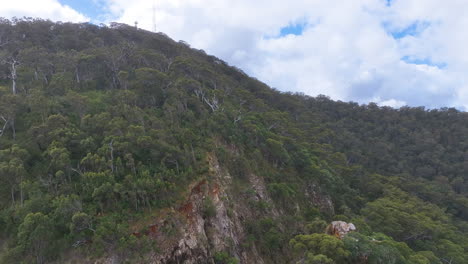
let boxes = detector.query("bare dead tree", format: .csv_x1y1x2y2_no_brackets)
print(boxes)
440,258,453,264
0,115,9,137
165,57,174,73
203,95,219,112
1,56,20,94
9,57,19,94
194,87,220,112
194,87,205,100
234,100,245,124
104,43,135,89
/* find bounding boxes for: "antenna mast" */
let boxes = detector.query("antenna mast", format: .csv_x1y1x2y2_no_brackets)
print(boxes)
152,0,157,32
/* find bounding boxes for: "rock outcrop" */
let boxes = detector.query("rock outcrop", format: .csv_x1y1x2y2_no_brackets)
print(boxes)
304,183,335,216
326,221,356,239
100,153,338,264
147,155,268,264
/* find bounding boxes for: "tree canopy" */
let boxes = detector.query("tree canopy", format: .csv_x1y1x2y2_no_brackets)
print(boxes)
0,18,467,263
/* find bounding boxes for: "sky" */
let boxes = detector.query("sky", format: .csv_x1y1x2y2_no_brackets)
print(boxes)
1,0,468,110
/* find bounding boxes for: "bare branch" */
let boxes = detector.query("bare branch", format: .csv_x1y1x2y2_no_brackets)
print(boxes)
403,232,432,241
203,95,219,112
268,123,278,131
234,115,242,124
440,258,453,264
0,39,10,48
0,115,9,137
70,167,84,177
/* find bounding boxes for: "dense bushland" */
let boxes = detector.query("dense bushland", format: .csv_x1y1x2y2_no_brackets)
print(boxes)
0,18,467,263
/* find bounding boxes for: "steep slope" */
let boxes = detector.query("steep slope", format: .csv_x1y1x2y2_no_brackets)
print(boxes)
0,18,467,264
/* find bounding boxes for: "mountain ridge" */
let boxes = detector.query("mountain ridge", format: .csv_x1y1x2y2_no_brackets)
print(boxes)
0,18,467,264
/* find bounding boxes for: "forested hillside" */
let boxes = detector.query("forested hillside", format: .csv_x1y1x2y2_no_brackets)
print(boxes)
0,18,467,264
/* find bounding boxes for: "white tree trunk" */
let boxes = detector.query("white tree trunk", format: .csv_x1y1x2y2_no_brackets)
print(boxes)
9,58,19,94
0,115,8,137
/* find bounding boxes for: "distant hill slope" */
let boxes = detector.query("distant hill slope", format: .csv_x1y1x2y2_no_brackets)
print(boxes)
0,18,467,264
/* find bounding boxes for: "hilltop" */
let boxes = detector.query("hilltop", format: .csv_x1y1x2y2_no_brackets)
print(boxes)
0,18,467,263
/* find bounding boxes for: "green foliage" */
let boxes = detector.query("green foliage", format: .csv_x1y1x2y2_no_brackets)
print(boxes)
361,189,457,248
246,218,286,255
0,18,467,264
305,218,328,234
268,182,296,206
344,232,412,264
304,254,334,264
265,138,290,166
213,251,238,264
290,233,350,263
16,213,55,263
203,197,217,219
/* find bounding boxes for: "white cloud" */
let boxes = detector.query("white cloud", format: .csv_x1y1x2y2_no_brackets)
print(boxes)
11,0,465,109
0,0,89,22
373,97,407,108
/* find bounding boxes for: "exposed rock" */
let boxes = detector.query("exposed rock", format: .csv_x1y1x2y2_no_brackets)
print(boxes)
304,183,335,216
248,173,281,218
101,153,324,263
145,154,334,263
326,221,356,239
148,155,267,264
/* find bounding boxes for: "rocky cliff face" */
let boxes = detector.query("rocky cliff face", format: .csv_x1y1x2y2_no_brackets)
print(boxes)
152,155,269,264
98,154,335,264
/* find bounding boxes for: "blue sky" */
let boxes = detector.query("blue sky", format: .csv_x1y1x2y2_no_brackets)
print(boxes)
1,0,468,110
388,21,430,39
58,0,103,20
279,23,307,37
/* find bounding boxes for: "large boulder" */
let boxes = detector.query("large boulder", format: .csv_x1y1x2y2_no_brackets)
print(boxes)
325,221,356,239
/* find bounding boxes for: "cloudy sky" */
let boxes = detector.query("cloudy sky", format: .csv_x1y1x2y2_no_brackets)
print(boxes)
1,0,468,109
